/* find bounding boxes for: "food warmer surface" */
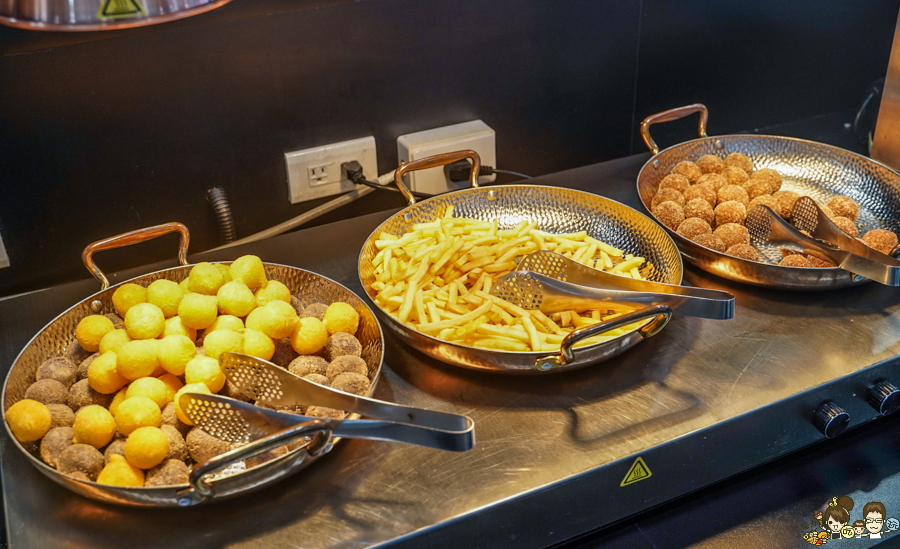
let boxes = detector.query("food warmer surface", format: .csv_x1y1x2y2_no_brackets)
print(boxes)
4,152,900,548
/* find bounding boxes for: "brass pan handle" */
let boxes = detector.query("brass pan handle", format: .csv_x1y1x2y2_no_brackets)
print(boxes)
535,304,672,371
640,104,709,155
81,222,190,290
394,150,481,206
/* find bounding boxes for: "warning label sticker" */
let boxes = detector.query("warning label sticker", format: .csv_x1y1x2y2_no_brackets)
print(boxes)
98,0,145,19
620,456,652,487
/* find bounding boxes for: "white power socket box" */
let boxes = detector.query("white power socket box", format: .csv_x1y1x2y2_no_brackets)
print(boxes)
285,136,377,204
0,230,8,269
397,120,496,195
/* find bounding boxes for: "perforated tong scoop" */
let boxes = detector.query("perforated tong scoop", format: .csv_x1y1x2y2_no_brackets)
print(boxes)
490,251,734,320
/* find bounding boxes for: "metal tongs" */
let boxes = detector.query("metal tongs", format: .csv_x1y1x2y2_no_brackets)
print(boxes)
175,353,474,505
489,250,734,320
746,204,900,286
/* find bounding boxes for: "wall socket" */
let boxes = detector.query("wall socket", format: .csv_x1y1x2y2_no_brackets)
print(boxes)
397,120,496,195
0,230,8,269
285,136,377,204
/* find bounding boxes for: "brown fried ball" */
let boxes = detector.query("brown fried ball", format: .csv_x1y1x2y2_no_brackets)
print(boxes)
671,161,702,183
651,201,685,231
721,166,750,187
76,353,99,381
827,196,859,221
807,255,837,268
748,194,778,214
658,173,691,194
831,216,858,238
683,183,717,208
186,428,232,464
696,155,725,174
714,223,751,249
696,173,729,193
651,188,685,209
244,445,291,469
331,372,371,396
779,255,813,268
65,340,93,366
676,218,712,240
37,357,77,388
47,403,75,428
161,402,192,437
40,426,75,468
58,443,104,480
288,355,328,378
818,204,835,218
270,338,298,367
726,244,760,261
717,185,749,207
305,406,345,419
325,356,368,383
67,379,113,411
103,439,126,464
322,332,363,362
863,229,899,255
302,303,329,321
750,168,782,194
302,373,329,386
743,179,771,201
161,425,189,462
724,152,754,174
218,379,252,403
145,459,191,487
771,190,800,218
104,313,125,329
714,201,747,226
25,379,69,406
683,198,715,226
289,296,304,316
693,233,727,253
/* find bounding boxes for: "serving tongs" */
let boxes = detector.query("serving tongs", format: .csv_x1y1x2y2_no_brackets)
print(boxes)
490,250,734,320
746,204,900,286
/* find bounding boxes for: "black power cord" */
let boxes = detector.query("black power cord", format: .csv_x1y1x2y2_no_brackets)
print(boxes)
341,161,435,199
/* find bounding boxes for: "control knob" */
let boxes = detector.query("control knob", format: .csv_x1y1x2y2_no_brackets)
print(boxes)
868,380,900,416
813,401,849,439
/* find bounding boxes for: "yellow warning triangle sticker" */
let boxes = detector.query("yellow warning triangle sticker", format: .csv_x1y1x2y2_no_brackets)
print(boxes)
98,0,145,19
620,456,652,487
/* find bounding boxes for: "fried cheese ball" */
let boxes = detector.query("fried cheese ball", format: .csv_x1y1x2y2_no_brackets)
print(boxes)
302,373,328,386
255,280,291,307
676,218,712,240
36,357,77,388
171,383,214,427
696,154,725,174
163,316,197,342
302,303,329,321
743,179,771,201
717,185,749,207
831,216,859,238
326,356,368,383
41,426,75,468
288,355,329,378
696,173,729,192
146,279,184,318
87,351,129,394
323,302,360,335
863,229,899,255
115,395,162,436
68,379,113,411
46,403,75,428
779,254,813,267
157,334,197,376
112,283,147,318
206,315,244,334
721,166,750,187
726,244,760,261
75,315,115,353
6,399,52,442
25,379,68,406
124,426,170,469
157,374,183,404
714,223,750,249
322,333,363,362
104,439,126,463
72,405,117,449
290,317,329,355
127,377,169,409
684,183,717,208
243,328,275,361
97,454,144,487
651,201,685,231
145,459,189,487
109,388,129,416
671,161,702,183
203,329,243,361
188,262,227,296
819,204,836,219
748,194,778,215
331,372,370,396
178,293,219,330
116,339,159,381
827,196,860,221
772,190,801,218
693,233,727,253
99,328,132,355
247,300,299,340
683,198,715,226
185,356,226,393
750,168,782,194
651,188,685,209
714,201,746,226
186,427,231,464
230,255,267,289
58,444,105,481
724,152,753,174
658,173,691,194
124,302,166,340
217,280,256,317
807,255,836,268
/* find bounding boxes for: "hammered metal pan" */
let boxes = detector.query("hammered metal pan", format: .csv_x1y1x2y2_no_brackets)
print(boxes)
359,150,683,374
637,103,900,290
2,222,384,507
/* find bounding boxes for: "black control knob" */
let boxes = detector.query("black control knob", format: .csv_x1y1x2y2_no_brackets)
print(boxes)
813,401,850,439
868,381,900,416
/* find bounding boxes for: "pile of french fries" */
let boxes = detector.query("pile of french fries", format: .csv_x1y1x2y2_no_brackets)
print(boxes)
368,206,650,352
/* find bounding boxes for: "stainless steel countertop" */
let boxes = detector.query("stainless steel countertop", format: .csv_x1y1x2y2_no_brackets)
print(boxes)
3,152,900,548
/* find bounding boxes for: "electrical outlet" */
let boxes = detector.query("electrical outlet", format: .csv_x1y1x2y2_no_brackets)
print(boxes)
285,136,377,204
0,230,7,269
397,120,496,195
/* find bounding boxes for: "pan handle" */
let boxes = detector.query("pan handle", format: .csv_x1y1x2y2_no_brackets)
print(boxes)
534,304,672,371
81,222,190,290
640,104,709,155
393,150,481,206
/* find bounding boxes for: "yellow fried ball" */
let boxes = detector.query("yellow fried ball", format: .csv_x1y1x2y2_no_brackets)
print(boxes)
97,454,145,486
157,334,196,376
126,377,168,409
203,329,243,361
114,395,161,436
178,278,191,293
216,263,232,282
72,404,117,448
243,328,275,360
207,314,245,334
87,351,129,394
323,302,359,335
109,387,129,416
6,399,51,442
290,317,328,355
173,383,212,425
112,283,147,317
217,280,256,317
157,374,184,403
146,279,184,318
188,262,227,296
246,300,298,340
116,340,160,381
185,356,226,393
124,302,166,340
255,280,291,307
230,255,267,289
124,426,170,469
99,328,132,355
163,316,196,342
75,315,115,353
177,293,218,330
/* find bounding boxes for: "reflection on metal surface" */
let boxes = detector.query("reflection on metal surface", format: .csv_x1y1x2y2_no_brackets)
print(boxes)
872,10,900,169
0,0,231,31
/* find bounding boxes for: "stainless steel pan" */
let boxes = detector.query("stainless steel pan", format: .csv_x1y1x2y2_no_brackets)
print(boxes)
637,103,900,290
